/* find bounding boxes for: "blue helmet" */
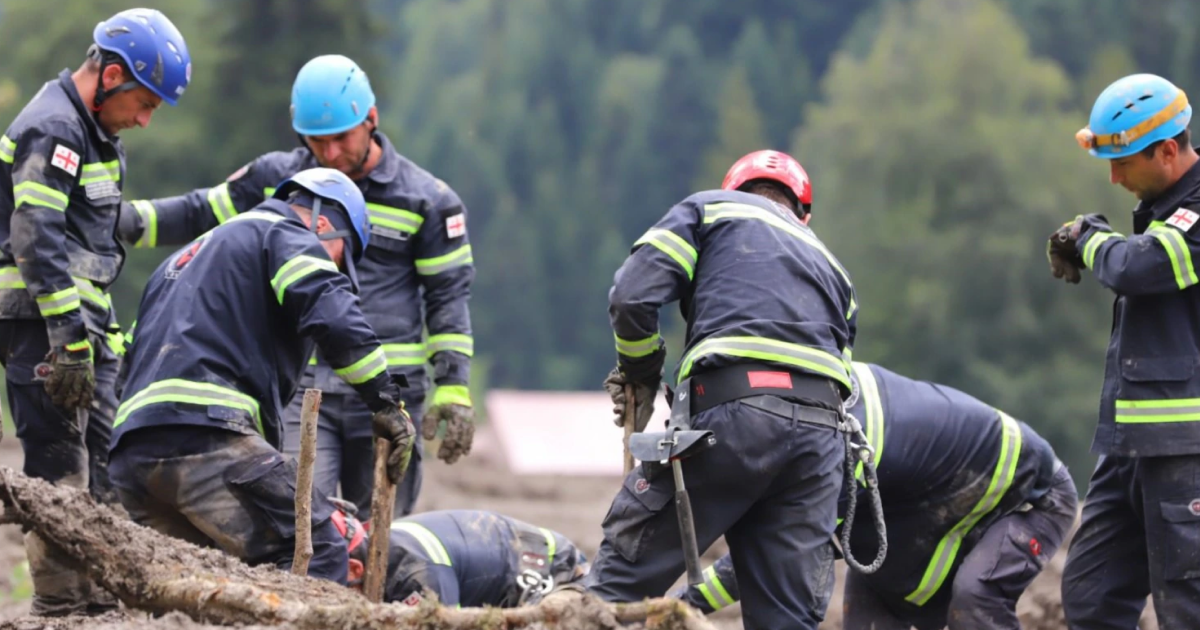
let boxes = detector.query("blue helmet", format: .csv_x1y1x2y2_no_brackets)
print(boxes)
1077,74,1192,159
273,168,370,289
290,55,376,136
92,9,191,106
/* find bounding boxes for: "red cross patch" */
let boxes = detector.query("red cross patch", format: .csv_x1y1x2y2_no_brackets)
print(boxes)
445,213,465,238
51,145,80,176
1167,208,1199,231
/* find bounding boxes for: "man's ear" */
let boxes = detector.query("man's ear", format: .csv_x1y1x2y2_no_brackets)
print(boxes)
315,213,335,234
348,558,364,584
101,63,126,91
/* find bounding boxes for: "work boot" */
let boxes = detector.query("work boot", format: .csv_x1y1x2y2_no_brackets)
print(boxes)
25,531,89,616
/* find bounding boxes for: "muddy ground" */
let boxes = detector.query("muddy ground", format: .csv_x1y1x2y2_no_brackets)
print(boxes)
0,427,1159,629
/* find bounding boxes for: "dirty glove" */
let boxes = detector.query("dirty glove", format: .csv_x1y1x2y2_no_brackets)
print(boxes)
44,339,95,412
603,367,657,433
1047,217,1085,284
422,385,475,464
371,404,415,485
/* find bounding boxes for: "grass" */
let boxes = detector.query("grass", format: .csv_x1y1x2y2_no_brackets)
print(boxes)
4,561,31,603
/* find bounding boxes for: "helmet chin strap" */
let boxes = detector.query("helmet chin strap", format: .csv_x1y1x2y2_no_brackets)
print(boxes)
88,46,141,112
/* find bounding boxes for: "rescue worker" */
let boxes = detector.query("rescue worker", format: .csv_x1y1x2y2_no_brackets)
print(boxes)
1052,74,1200,629
587,150,857,630
0,9,190,616
676,362,1077,630
333,507,589,607
115,54,474,519
107,168,415,583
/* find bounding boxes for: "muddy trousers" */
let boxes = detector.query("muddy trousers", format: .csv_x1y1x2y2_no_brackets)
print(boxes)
842,463,1077,630
1063,454,1200,630
0,319,120,615
584,398,844,630
280,391,424,520
109,424,348,583
675,463,1077,629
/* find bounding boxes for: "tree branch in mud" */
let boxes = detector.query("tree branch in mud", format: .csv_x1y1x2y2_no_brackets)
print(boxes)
0,466,718,629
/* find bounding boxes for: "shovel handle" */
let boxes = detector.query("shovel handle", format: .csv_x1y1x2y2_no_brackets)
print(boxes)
622,384,636,474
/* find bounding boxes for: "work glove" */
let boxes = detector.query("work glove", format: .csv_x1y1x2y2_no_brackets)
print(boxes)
44,339,95,412
1047,217,1085,284
422,385,475,465
603,367,658,433
371,403,415,485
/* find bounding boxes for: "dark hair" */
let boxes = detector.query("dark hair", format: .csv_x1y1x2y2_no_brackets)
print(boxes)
743,180,810,219
1141,128,1191,158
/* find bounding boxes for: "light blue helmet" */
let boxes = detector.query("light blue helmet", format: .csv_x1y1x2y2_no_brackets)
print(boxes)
290,55,376,136
273,168,370,290
1076,73,1192,159
92,9,191,106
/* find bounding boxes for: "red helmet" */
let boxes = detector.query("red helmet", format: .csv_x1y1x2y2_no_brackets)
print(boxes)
722,150,812,207
331,502,367,559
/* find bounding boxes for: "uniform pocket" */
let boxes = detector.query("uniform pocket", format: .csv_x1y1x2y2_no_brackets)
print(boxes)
600,470,674,563
226,454,300,540
367,226,411,255
980,520,1046,599
1158,498,1200,581
1120,356,1196,383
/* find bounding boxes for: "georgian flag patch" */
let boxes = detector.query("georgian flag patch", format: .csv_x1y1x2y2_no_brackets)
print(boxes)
51,144,80,176
445,213,466,238
1167,208,1200,231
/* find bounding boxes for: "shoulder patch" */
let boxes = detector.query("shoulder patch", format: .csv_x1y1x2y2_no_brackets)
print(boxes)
1166,208,1199,231
50,144,80,177
226,162,251,182
445,213,466,239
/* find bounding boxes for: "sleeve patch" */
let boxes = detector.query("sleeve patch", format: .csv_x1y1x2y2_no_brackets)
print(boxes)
50,144,80,177
445,213,466,238
1167,208,1199,231
226,163,250,182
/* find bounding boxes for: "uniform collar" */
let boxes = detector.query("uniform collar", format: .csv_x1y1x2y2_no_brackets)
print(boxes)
1134,152,1200,222
57,69,116,145
365,131,401,185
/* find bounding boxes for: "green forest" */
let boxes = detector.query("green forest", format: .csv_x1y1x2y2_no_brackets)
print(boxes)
3,0,1196,488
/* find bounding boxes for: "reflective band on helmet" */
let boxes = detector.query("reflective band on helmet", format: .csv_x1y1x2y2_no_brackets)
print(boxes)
1080,90,1190,149
391,521,452,566
905,411,1022,606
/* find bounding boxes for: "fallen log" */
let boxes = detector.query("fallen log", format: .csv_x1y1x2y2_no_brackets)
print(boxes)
0,466,717,629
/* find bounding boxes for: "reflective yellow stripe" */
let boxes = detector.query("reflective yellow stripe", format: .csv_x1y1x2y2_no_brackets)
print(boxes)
696,565,735,611
615,332,660,358
906,411,1022,606
207,183,235,224
270,255,339,304
415,244,473,276
1081,231,1121,269
333,346,387,385
430,385,471,408
679,336,851,390
14,181,69,212
391,521,452,565
115,378,263,434
703,202,855,319
366,203,423,234
851,362,884,483
539,528,556,568
635,228,698,280
0,267,110,312
36,286,81,317
132,200,157,248
64,339,91,354
383,343,426,366
1116,398,1200,423
0,135,15,164
1147,225,1199,290
263,187,276,198
79,160,120,185
426,333,473,357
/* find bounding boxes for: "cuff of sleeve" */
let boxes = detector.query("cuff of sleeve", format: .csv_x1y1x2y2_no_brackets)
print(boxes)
45,315,87,349
431,384,472,408
619,347,666,387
